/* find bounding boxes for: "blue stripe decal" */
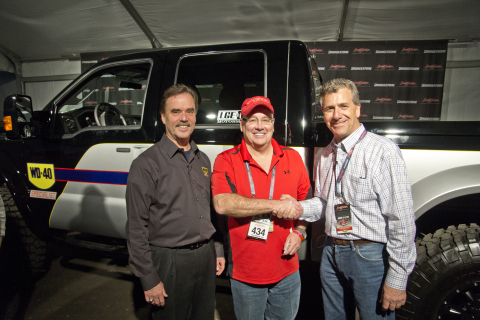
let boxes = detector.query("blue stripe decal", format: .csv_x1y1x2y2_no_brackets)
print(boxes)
55,168,129,185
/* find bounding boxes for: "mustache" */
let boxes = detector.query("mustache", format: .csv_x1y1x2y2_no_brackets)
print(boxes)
175,120,192,127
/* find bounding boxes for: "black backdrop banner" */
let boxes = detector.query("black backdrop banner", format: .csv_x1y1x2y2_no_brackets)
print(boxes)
305,41,448,121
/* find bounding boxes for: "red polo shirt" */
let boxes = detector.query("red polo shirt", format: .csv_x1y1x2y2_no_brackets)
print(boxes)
212,138,311,284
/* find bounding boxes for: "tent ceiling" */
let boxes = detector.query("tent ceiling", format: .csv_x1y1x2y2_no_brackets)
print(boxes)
1,0,479,61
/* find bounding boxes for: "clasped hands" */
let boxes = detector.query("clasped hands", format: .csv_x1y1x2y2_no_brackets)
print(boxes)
272,194,303,220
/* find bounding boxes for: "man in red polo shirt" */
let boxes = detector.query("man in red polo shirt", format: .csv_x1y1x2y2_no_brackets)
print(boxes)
212,96,311,320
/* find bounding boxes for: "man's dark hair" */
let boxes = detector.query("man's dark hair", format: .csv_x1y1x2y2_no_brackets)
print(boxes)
319,78,360,106
160,84,198,114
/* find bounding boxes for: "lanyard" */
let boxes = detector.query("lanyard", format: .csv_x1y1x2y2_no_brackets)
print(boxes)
244,162,276,200
333,129,367,198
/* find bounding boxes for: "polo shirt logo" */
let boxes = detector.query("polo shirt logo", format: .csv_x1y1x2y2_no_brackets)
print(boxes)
202,167,208,175
284,170,290,174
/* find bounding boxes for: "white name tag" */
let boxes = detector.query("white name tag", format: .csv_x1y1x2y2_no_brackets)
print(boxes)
247,220,269,241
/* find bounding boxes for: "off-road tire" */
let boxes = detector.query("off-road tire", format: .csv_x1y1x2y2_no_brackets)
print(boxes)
0,185,49,278
396,223,480,320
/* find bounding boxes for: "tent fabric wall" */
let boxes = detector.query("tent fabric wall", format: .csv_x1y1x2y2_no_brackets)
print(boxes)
25,81,72,111
22,61,80,78
0,71,17,115
22,60,80,111
442,42,480,121
0,53,15,73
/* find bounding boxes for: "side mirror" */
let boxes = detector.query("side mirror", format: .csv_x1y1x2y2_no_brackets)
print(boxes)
3,95,33,139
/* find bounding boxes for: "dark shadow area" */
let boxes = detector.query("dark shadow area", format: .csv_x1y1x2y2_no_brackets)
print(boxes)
0,241,50,320
297,260,324,320
0,241,326,320
0,255,36,320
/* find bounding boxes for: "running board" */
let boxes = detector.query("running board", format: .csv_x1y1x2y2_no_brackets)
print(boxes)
53,233,129,259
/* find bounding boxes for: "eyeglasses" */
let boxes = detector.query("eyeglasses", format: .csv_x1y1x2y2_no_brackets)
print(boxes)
241,117,274,126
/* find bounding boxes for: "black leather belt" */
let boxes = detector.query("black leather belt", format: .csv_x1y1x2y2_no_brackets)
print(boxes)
332,237,374,246
177,239,209,250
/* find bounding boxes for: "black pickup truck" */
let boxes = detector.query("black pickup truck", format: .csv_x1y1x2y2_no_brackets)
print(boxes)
1,40,479,319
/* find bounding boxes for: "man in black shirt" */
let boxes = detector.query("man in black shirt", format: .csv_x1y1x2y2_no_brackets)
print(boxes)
126,84,225,320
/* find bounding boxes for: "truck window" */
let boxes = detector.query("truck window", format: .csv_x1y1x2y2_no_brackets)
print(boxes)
175,51,266,126
55,61,151,135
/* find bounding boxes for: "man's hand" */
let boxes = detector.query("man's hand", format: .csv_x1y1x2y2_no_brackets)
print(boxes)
273,194,303,220
380,284,406,311
216,257,226,276
282,231,302,256
145,282,168,307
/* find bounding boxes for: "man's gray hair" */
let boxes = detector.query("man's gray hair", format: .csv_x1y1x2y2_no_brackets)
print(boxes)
319,78,360,106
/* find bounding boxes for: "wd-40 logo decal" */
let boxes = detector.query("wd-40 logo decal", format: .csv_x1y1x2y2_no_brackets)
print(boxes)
27,163,55,189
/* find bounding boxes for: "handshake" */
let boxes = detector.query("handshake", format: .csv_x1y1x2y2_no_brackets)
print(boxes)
272,194,303,220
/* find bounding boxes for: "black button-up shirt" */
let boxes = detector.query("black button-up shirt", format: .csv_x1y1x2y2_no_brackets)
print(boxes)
126,134,222,290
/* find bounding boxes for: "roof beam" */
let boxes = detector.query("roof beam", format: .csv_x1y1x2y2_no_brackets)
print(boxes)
119,0,162,48
0,44,24,93
337,0,349,41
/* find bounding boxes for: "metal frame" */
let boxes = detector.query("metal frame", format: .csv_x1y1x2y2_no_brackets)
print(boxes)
119,0,162,49
337,0,350,41
0,45,24,94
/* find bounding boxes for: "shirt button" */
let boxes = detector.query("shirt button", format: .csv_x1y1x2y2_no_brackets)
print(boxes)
200,215,203,218
196,198,199,201
192,181,195,184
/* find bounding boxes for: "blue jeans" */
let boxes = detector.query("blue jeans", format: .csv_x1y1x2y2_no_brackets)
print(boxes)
230,270,301,320
321,238,394,320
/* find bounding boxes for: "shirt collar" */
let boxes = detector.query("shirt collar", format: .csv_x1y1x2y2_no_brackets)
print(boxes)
332,124,366,152
160,133,198,159
240,138,284,162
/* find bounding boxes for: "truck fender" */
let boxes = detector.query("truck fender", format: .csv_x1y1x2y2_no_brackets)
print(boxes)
0,153,45,239
412,164,480,219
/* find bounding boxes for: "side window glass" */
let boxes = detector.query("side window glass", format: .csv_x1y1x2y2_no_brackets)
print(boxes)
176,51,265,125
56,62,151,135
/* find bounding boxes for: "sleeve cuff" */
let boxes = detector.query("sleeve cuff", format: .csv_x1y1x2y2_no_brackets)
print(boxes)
299,198,321,222
384,267,409,291
140,270,161,291
214,241,224,258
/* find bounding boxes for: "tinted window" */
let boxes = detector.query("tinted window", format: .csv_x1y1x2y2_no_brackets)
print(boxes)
176,51,265,125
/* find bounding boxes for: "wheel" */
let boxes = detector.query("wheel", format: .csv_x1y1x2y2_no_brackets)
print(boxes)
396,223,480,320
0,185,49,278
94,102,127,126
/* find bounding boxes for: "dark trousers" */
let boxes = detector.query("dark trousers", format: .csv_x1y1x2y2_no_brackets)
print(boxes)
150,239,216,320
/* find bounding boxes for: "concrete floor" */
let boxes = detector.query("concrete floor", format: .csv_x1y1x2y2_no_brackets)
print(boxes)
0,244,323,320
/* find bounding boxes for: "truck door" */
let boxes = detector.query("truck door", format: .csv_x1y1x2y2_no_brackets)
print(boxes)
37,58,159,239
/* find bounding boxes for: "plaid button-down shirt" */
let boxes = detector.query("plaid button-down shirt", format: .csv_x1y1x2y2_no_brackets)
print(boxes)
301,124,416,290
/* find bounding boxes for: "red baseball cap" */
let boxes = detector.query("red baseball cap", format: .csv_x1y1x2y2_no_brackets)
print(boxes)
241,96,274,116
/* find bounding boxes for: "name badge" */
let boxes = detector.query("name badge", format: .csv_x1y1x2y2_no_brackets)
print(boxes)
247,220,269,241
335,203,352,234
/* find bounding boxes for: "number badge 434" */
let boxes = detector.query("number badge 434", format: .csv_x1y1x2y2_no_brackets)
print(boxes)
27,163,55,189
247,220,269,241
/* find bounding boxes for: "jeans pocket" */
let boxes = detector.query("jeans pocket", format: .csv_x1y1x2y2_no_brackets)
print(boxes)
356,243,386,262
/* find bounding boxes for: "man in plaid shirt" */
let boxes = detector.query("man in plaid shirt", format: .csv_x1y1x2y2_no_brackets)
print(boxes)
299,78,416,319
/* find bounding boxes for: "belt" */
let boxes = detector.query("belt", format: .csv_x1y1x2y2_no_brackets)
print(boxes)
332,237,374,246
177,239,209,250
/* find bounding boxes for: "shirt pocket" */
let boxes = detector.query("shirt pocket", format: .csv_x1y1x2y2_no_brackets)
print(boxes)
344,169,374,202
